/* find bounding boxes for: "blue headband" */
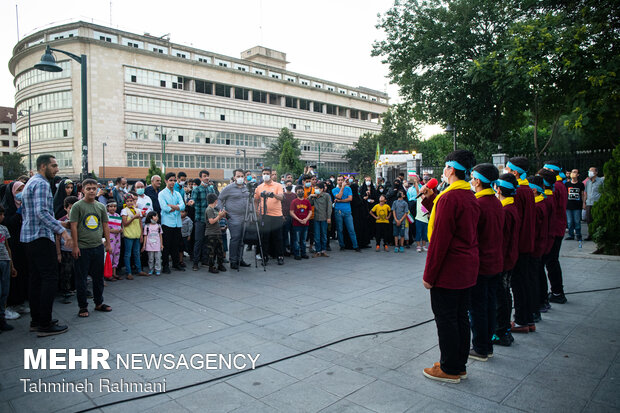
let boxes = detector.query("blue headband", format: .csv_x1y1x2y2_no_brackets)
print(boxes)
472,171,492,184
495,179,516,191
446,160,469,173
541,178,552,188
559,171,566,180
544,163,561,172
529,182,544,193
507,161,527,180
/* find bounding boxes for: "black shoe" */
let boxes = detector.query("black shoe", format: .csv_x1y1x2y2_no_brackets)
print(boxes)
30,319,59,332
230,263,239,270
37,324,68,337
565,236,575,240
496,333,513,347
548,293,567,304
222,258,229,263
294,255,301,260
217,264,228,272
192,264,199,271
301,255,309,259
239,261,251,267
277,257,284,265
162,267,171,274
208,266,219,274
405,245,411,249
355,248,361,252
172,265,186,272
340,247,346,251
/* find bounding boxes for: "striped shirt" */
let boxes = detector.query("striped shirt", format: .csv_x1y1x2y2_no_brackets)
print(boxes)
20,173,66,243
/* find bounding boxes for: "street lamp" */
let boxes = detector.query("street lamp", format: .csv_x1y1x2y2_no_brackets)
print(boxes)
102,142,107,179
236,148,247,170
17,106,32,172
34,45,88,178
445,124,456,150
154,126,175,174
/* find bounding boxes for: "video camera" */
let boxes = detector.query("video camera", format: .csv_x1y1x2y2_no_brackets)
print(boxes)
260,191,275,199
246,181,258,194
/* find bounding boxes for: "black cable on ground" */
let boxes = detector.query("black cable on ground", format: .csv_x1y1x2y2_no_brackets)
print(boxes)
74,285,620,413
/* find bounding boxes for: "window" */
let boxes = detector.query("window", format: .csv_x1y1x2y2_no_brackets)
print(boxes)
131,75,137,82
252,90,267,104
215,84,231,97
238,67,246,71
128,42,139,48
13,141,18,147
131,131,138,139
2,140,9,147
176,53,187,58
160,80,166,87
199,111,205,119
219,62,228,67
153,47,164,53
289,123,297,129
178,135,184,142
220,114,225,121
285,97,297,108
301,80,309,86
234,88,249,100
63,129,68,137
303,145,310,151
313,102,323,113
198,57,209,63
172,76,184,89
254,69,264,75
305,125,311,131
195,80,213,95
99,36,112,42
327,86,335,92
299,99,310,111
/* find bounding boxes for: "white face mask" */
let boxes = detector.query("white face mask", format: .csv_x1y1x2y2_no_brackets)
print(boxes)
236,177,244,185
365,180,371,186
470,181,476,192
588,171,595,178
441,172,449,184
503,168,510,174
314,189,320,194
263,174,271,182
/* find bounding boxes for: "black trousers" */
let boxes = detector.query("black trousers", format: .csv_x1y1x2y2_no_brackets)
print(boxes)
470,274,500,356
511,253,534,325
74,245,105,309
162,225,181,269
259,215,284,258
26,238,58,326
375,222,391,245
496,270,513,336
544,236,564,295
431,287,471,375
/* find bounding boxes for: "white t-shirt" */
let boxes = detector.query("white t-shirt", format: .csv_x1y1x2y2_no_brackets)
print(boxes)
136,195,153,216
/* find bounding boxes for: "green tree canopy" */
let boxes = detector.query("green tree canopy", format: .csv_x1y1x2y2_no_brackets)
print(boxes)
0,153,28,180
264,128,302,171
277,140,304,177
146,158,163,185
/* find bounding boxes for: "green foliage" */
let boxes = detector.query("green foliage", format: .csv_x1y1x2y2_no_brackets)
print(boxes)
90,170,98,180
0,153,28,180
146,158,163,185
345,133,379,178
591,144,620,255
416,134,454,165
264,128,302,170
277,140,304,177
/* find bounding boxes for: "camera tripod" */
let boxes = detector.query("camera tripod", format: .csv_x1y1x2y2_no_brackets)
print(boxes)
240,191,267,272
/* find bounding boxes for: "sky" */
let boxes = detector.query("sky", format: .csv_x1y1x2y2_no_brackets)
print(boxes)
1,0,443,138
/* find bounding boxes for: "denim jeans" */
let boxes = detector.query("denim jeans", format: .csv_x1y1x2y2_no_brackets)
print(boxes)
124,238,142,274
282,216,293,250
566,209,582,239
74,245,105,309
470,273,500,356
293,226,308,257
314,220,328,253
415,220,428,242
334,209,358,249
193,221,208,264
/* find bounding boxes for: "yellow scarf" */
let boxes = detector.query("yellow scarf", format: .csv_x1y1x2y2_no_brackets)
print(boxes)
427,180,471,241
501,197,514,207
544,189,553,196
556,175,562,181
535,194,544,203
517,178,529,186
475,188,495,198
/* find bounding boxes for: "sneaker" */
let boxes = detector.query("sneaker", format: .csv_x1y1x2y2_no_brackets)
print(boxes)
548,293,567,304
5,309,20,320
399,246,405,252
277,257,284,265
12,304,30,314
148,270,154,276
423,365,460,383
422,246,428,251
433,362,466,379
394,247,399,253
468,349,488,362
384,245,389,252
256,254,262,260
155,271,161,276
494,333,512,347
511,321,529,333
192,264,199,271
488,352,493,358
217,264,228,272
37,324,68,337
208,266,219,274
416,246,422,253
376,245,380,252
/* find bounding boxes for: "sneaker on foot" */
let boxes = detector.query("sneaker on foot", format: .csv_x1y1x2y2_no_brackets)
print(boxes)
394,247,399,253
192,264,199,271
37,324,68,337
376,245,380,252
384,245,389,252
548,293,567,304
433,362,466,379
468,349,488,362
511,321,529,333
422,246,428,251
399,246,405,252
423,365,460,383
208,266,219,274
217,264,228,272
416,246,422,253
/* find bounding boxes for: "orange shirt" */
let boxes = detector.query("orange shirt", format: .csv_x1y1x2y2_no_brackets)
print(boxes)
255,181,284,216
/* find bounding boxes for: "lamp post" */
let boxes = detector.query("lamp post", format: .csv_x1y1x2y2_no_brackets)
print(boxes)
17,106,32,172
236,148,247,170
155,126,174,174
34,45,88,178
445,124,456,150
102,142,107,179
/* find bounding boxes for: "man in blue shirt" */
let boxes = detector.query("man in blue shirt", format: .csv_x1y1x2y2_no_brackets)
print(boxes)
332,175,360,252
158,172,186,274
21,154,71,337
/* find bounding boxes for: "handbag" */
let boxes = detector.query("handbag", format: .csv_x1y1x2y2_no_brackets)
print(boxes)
103,252,113,280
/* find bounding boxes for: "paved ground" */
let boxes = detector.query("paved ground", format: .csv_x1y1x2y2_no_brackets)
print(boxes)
1,238,619,413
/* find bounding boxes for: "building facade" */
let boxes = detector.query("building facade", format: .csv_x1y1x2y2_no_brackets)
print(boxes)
0,107,19,157
9,21,389,179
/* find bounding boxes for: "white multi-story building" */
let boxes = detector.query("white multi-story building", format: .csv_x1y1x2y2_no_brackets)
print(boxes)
0,107,19,157
9,21,389,180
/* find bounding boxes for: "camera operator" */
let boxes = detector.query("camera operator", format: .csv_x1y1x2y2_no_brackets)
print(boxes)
254,167,285,265
218,169,251,270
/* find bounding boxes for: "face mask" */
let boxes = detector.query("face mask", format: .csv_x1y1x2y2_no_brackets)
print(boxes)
503,168,510,174
314,189,320,194
263,174,271,182
136,188,145,195
441,174,449,184
470,181,476,192
108,183,114,189
305,182,311,188
297,192,304,198
379,189,384,193
236,177,245,185
15,192,23,201
588,171,595,178
330,178,335,182
179,180,185,186
349,178,354,183
365,180,371,186
247,176,252,181
286,186,293,191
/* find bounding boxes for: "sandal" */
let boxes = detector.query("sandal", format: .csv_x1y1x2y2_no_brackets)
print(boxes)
78,308,89,317
95,304,112,312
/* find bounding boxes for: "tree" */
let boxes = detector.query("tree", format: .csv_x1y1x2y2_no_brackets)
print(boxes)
345,133,379,178
263,128,301,170
146,158,163,184
277,140,304,177
0,153,27,180
590,144,620,255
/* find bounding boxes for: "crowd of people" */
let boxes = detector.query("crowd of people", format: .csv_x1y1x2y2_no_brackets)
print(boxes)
0,151,605,391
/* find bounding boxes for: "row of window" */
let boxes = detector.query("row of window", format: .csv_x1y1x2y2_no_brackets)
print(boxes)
126,152,265,170
125,68,380,121
17,121,72,145
125,124,351,154
125,96,378,139
15,61,71,92
16,91,72,114
30,151,73,168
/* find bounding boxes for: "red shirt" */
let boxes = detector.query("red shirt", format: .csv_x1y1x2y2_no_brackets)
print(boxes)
423,188,480,289
543,196,555,255
476,194,505,276
515,184,536,254
502,203,520,272
532,197,550,258
290,198,311,226
549,181,568,237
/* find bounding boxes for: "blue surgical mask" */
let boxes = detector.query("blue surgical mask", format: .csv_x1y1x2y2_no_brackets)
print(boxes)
305,182,311,188
136,188,145,195
348,178,354,183
247,176,252,181
15,192,23,201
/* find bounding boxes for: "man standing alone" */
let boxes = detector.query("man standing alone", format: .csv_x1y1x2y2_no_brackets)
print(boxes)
584,167,604,241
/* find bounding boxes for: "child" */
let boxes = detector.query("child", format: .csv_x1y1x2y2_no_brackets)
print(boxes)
369,195,391,251
392,191,408,253
121,194,147,279
309,182,332,257
493,173,521,347
56,196,78,303
290,186,312,259
180,210,193,267
468,163,504,362
69,178,112,317
142,211,163,275
219,215,229,263
0,206,17,331
106,200,122,280
415,194,429,253
205,193,228,274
